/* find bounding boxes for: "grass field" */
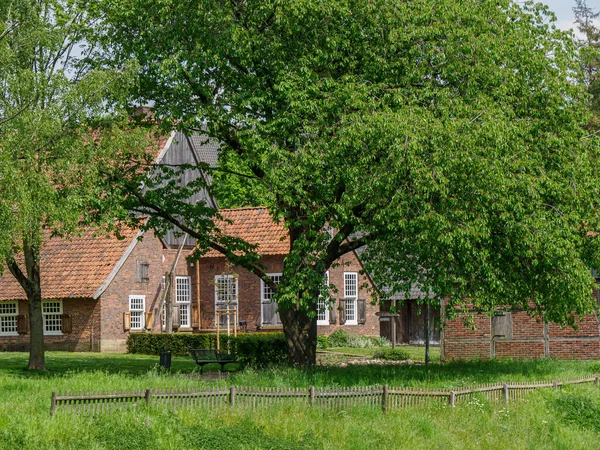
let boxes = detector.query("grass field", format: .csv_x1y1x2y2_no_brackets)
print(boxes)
2,352,600,449
320,345,441,362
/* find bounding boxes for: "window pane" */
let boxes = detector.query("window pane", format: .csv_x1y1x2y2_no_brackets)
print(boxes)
129,296,145,330
0,316,17,334
0,302,17,315
344,273,358,298
176,277,191,303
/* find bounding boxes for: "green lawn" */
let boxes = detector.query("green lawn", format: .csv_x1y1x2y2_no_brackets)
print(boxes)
2,352,600,449
321,345,441,362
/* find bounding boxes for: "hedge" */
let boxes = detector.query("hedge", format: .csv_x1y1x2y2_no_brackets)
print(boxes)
126,332,290,367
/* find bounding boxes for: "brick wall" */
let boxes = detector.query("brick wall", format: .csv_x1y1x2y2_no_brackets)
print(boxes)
198,251,379,336
316,251,379,336
0,298,100,352
99,231,197,352
442,304,600,360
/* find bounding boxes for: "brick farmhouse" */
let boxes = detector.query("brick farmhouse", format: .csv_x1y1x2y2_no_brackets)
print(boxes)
440,294,600,360
0,207,378,353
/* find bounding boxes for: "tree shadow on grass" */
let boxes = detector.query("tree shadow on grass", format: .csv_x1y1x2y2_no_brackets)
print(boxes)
306,358,600,387
0,352,200,378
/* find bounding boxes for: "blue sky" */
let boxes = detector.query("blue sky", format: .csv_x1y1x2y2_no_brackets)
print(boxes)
541,0,599,32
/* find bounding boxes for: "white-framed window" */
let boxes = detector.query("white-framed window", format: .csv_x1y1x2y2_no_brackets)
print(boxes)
129,295,145,330
344,272,358,325
0,302,18,335
176,276,192,328
261,274,282,326
42,300,63,335
317,271,330,326
215,275,238,326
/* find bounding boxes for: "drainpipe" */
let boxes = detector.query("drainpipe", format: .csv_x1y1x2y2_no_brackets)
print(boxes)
196,258,201,329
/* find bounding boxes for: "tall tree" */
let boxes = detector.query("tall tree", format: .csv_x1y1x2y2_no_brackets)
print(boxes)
0,0,147,370
574,0,600,131
102,0,600,366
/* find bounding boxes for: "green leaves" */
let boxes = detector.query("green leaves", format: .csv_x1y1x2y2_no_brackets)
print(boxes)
102,0,600,326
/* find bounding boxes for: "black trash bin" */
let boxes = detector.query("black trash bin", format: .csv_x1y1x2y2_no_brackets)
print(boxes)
159,349,172,369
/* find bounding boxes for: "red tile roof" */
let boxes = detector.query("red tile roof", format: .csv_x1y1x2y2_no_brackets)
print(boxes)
204,207,289,257
0,227,140,301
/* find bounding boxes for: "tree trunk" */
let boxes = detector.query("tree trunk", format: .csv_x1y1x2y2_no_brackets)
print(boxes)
27,283,45,370
24,242,45,370
278,304,317,366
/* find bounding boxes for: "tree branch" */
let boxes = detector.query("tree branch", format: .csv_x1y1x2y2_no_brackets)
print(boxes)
128,186,277,290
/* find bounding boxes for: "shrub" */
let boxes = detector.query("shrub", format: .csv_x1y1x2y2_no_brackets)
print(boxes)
126,332,289,367
126,333,216,356
321,330,390,349
228,333,289,367
317,335,328,349
326,329,352,347
373,348,411,361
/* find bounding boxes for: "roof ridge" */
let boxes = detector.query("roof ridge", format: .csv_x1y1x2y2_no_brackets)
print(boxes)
219,206,268,212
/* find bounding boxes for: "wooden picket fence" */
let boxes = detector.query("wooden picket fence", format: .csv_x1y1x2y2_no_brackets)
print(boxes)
50,376,600,416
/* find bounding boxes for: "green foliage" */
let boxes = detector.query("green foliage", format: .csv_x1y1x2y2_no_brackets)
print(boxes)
320,330,390,349
229,333,290,368
573,0,600,130
324,330,352,348
101,0,600,364
316,335,328,350
0,0,149,369
127,333,217,356
373,348,411,361
127,332,289,367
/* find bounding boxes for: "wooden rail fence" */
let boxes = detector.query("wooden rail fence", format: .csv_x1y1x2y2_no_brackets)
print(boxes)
50,376,599,415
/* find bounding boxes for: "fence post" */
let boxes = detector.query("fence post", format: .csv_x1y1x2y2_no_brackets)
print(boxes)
229,386,236,407
449,391,456,408
595,376,599,388
50,392,57,416
309,386,315,407
145,389,151,406
553,381,558,391
382,385,388,413
502,384,508,404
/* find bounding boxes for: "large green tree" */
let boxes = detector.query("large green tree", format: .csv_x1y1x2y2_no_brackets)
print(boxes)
102,0,600,366
0,0,147,370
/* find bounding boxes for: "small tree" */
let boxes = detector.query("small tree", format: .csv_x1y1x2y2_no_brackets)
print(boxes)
0,0,147,370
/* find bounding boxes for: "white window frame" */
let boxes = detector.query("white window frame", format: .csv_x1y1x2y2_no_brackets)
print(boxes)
129,295,146,331
176,276,192,328
0,301,18,336
42,300,63,335
215,275,238,326
317,271,330,326
344,272,358,325
260,273,282,326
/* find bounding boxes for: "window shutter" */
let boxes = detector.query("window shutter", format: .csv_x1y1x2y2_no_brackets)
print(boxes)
136,260,149,283
61,314,72,333
17,315,28,335
358,299,367,324
172,305,180,329
339,299,346,325
123,312,131,331
145,312,154,330
329,302,337,325
191,304,199,328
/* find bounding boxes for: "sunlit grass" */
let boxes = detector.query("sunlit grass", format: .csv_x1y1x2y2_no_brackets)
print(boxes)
1,352,600,449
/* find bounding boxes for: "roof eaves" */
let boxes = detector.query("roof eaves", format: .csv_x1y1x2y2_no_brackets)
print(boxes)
154,130,176,164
